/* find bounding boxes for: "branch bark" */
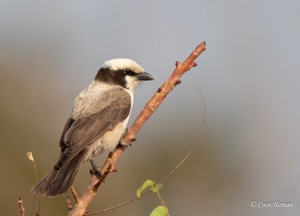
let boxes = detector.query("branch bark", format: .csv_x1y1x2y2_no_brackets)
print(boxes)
68,41,206,216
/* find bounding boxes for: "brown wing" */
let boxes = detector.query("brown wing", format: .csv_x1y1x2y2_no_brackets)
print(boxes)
56,87,131,169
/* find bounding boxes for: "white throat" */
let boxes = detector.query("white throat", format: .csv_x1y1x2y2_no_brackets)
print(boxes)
125,76,141,92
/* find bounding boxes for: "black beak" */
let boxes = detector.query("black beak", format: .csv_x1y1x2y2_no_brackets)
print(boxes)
136,72,154,81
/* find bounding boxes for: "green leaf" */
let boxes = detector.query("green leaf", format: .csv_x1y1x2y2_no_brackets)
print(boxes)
137,179,155,197
150,206,168,216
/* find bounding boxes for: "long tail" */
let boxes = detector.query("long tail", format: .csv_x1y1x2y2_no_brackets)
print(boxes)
31,152,85,197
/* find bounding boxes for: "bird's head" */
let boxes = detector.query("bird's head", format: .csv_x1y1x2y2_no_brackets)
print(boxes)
95,58,154,92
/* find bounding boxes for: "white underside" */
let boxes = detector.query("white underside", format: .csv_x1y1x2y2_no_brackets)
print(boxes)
84,116,130,161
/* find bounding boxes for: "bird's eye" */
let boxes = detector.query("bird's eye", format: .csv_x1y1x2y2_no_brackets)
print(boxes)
124,69,135,76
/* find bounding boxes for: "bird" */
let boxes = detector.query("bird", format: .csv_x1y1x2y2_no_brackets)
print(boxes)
31,58,154,197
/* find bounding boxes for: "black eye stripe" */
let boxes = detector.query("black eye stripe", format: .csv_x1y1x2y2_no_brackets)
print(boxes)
123,69,136,76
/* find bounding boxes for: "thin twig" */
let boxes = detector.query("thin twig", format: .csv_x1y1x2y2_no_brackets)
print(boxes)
71,186,80,204
156,192,167,210
31,195,40,216
68,41,206,216
27,152,41,216
159,87,207,183
84,196,139,215
66,196,73,211
18,197,25,216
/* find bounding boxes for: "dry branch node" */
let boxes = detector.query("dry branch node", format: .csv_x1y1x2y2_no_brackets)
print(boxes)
175,79,182,85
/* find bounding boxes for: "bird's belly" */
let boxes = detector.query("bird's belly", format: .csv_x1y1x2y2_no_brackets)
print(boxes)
84,121,128,162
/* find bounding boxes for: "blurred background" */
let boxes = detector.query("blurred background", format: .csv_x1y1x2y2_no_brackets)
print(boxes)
1,0,300,215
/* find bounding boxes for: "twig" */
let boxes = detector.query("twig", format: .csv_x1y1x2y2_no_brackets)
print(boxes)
31,195,40,216
159,87,207,183
66,196,73,211
71,186,80,204
66,186,80,211
68,41,206,216
26,152,41,216
84,196,139,215
18,197,25,216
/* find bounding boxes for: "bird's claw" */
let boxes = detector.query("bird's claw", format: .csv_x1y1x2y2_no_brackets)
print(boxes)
89,160,102,178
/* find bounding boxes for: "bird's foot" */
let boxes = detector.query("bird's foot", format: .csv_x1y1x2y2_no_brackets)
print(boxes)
117,141,130,149
89,160,102,178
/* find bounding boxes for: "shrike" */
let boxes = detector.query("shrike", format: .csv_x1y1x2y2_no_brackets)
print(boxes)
31,58,154,197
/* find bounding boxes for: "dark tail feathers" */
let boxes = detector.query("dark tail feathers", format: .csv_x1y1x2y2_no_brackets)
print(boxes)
31,153,85,197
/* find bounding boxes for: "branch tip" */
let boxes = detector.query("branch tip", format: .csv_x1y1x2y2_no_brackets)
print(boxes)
18,197,25,216
66,196,73,210
175,61,181,67
194,41,206,56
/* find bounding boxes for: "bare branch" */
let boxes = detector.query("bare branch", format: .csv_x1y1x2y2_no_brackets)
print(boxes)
68,41,206,216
